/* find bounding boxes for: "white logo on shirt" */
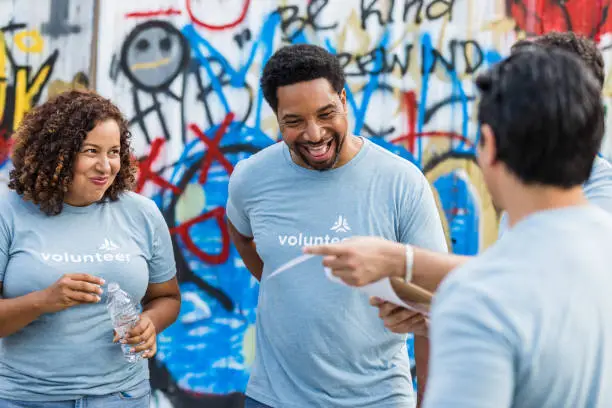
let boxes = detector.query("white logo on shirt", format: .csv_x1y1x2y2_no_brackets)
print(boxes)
278,216,353,247
98,238,119,251
39,239,131,264
330,215,351,233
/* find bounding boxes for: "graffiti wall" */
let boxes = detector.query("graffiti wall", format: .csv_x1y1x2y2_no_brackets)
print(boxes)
1,0,612,407
0,0,95,193
91,1,612,407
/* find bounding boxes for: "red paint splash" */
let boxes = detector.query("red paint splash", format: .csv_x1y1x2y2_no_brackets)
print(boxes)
125,8,182,18
508,0,612,40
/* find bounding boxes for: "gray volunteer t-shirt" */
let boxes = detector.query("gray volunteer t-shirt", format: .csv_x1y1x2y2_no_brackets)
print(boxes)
425,205,612,407
227,138,448,408
0,191,176,401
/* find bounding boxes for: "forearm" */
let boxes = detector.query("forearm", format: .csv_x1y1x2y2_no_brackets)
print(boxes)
142,294,181,334
411,248,471,292
0,291,46,338
414,336,430,408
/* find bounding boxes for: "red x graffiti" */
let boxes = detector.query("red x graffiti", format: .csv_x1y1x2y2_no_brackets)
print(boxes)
135,137,181,194
170,206,230,265
188,112,235,185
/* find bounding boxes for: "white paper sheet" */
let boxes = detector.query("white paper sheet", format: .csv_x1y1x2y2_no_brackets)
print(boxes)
268,254,316,279
268,254,429,316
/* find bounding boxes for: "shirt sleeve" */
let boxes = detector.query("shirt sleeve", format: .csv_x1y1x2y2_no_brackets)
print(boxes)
147,202,177,284
399,172,448,253
226,160,253,237
0,213,10,283
423,283,516,408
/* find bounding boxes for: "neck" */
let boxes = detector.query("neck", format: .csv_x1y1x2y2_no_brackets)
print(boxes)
334,134,363,168
503,183,588,228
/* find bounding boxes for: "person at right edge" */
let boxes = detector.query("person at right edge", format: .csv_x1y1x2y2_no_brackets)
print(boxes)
310,46,612,406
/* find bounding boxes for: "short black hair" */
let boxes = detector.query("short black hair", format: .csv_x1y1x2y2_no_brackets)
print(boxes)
261,44,345,113
511,31,605,89
476,47,604,188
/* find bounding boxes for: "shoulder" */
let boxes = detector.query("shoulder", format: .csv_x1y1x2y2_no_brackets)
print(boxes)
0,190,18,213
365,139,424,178
432,251,524,345
0,190,17,228
0,190,39,219
228,142,285,195
435,236,530,314
108,192,166,230
233,142,284,176
361,139,430,201
113,191,162,216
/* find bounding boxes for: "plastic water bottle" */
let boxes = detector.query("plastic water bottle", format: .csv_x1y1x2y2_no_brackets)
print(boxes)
106,282,143,363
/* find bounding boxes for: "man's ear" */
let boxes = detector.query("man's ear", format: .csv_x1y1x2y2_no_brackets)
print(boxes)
339,88,347,112
478,124,498,167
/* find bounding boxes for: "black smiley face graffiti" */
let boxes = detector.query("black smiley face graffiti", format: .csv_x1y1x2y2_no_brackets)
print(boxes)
120,20,189,91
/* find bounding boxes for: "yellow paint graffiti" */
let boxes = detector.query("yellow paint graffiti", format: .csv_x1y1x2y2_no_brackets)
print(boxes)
0,31,56,131
14,30,44,54
13,62,53,129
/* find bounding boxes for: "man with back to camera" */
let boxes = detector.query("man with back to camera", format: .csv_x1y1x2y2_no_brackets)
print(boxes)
306,30,612,334
310,46,612,407
226,44,447,407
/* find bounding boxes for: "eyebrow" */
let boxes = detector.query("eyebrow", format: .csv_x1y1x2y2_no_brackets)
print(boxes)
82,143,121,149
281,104,336,121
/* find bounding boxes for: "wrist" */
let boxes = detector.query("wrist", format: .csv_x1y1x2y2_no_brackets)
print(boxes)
404,244,414,282
141,311,157,330
29,290,50,315
387,242,409,279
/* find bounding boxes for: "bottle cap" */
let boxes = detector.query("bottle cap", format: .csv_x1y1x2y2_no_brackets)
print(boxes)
107,282,120,292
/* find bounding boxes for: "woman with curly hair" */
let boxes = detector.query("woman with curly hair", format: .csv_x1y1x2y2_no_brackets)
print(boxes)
0,90,180,407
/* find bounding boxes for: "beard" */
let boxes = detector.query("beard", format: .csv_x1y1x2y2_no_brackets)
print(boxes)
291,131,346,171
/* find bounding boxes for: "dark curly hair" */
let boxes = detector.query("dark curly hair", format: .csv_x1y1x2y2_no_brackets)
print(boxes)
511,31,605,89
261,44,345,113
9,89,136,215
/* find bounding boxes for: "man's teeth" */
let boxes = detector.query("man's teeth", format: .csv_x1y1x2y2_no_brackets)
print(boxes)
306,141,331,154
309,145,328,153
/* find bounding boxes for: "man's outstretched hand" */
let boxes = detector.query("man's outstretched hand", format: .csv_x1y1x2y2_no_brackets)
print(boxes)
304,236,406,286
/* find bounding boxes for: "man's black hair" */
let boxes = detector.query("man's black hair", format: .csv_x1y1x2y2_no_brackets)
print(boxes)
476,47,604,188
261,44,345,112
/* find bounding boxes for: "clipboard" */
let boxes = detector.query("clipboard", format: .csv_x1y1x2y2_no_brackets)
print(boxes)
389,277,432,316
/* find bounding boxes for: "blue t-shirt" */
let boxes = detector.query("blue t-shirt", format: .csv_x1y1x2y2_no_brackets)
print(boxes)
498,156,612,236
0,191,176,401
424,205,612,408
227,138,448,408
